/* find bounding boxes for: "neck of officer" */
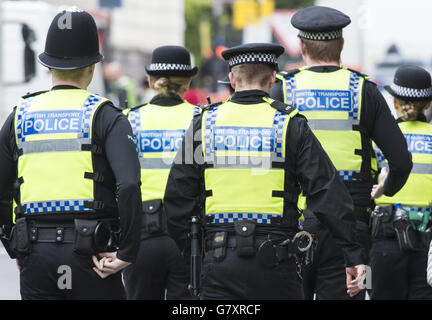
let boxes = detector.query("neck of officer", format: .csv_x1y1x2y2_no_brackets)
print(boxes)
234,83,270,94
52,78,89,90
303,55,340,68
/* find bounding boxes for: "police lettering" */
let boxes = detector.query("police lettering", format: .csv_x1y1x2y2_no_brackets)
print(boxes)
139,130,186,153
405,134,432,154
294,89,351,111
213,126,275,152
23,111,82,135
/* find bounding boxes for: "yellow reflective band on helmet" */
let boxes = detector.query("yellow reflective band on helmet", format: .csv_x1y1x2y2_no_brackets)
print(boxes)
375,121,432,208
13,89,107,218
281,67,369,181
127,101,198,202
202,100,300,224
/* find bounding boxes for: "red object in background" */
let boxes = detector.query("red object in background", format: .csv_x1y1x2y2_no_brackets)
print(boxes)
184,88,230,106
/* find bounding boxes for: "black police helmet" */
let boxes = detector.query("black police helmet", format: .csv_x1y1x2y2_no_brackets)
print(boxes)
145,45,198,77
38,9,103,70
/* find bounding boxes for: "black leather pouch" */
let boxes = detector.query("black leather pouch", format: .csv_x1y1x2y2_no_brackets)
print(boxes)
234,220,256,257
74,219,98,256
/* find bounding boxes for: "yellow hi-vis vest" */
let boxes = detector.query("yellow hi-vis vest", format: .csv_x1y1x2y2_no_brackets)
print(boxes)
375,120,432,213
124,102,201,202
13,89,108,219
278,66,378,182
201,97,299,225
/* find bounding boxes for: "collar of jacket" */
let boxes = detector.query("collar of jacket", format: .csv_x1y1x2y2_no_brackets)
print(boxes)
230,89,269,104
149,93,184,106
307,65,341,73
397,113,428,123
51,85,81,90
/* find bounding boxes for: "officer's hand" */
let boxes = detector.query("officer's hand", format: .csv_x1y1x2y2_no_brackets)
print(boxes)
371,167,388,199
345,264,366,297
92,252,131,279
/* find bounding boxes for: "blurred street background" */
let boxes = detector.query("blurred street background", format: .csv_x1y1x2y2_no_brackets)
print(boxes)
0,0,431,299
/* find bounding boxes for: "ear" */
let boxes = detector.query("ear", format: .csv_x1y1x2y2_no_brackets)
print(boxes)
88,64,95,74
229,71,236,89
424,101,432,111
270,70,277,87
299,38,307,56
148,76,156,89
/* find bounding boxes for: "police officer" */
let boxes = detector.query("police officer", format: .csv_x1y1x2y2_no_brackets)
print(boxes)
370,65,432,299
164,42,366,300
0,9,141,299
270,6,413,300
122,45,200,300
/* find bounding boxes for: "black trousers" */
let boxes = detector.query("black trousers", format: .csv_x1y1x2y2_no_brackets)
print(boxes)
370,236,432,300
200,247,303,300
122,234,191,300
18,242,125,300
302,210,371,300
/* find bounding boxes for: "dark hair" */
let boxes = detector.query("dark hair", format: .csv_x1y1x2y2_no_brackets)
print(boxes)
395,97,431,121
301,38,344,63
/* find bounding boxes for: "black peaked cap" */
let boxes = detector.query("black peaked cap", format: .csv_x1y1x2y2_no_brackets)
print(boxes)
221,43,284,69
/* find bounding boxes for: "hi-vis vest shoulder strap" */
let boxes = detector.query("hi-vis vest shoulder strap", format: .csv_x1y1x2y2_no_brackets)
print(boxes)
375,121,432,211
13,89,108,218
201,97,300,225
278,66,377,182
127,102,201,202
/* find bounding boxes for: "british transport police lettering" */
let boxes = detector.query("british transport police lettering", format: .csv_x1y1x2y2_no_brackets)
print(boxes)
404,134,432,154
139,129,186,153
213,126,275,152
293,89,352,111
23,110,83,135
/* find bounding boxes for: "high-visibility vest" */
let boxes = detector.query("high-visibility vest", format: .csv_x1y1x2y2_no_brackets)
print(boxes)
13,89,108,220
201,97,300,225
124,101,201,202
375,120,432,212
278,66,377,182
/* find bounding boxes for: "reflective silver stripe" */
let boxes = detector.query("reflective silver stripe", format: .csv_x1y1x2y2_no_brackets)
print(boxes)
411,163,432,174
139,157,173,169
307,119,359,131
208,156,281,169
20,138,91,154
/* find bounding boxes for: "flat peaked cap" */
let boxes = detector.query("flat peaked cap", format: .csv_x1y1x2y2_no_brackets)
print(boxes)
221,43,284,69
291,6,351,41
384,65,432,101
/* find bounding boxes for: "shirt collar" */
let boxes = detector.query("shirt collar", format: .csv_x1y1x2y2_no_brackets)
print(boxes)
230,90,269,104
149,93,184,106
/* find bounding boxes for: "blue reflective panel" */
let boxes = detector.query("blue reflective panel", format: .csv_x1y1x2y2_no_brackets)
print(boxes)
213,126,275,152
294,89,352,111
23,110,83,136
139,129,186,153
404,134,432,154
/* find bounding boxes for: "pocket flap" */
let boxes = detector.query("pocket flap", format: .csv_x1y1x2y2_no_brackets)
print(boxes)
142,199,162,214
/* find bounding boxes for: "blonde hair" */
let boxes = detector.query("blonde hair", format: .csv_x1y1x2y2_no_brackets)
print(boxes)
301,38,344,63
231,64,274,88
51,66,90,82
152,76,191,98
395,97,431,121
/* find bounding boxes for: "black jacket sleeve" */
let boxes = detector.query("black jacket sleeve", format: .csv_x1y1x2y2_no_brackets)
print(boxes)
362,82,413,196
164,116,203,252
0,110,17,226
94,103,142,263
289,115,365,266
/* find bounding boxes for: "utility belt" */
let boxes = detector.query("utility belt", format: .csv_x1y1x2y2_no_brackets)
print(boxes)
370,205,431,251
9,217,120,257
204,220,316,268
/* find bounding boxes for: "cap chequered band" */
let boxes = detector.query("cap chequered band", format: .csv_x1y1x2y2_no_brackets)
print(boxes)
298,29,343,41
390,83,432,99
228,53,278,68
148,63,193,72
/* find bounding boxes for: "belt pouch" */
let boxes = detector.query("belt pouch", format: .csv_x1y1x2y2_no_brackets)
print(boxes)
212,232,227,262
74,219,98,256
234,220,256,257
142,199,165,234
12,217,31,254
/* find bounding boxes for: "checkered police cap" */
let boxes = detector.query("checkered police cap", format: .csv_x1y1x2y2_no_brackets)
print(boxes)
222,43,284,69
147,63,194,72
390,83,432,99
298,29,343,41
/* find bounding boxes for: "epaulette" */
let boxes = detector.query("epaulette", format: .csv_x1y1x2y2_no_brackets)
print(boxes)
262,97,299,117
345,67,369,80
279,68,300,78
129,103,148,111
201,101,223,112
21,90,48,99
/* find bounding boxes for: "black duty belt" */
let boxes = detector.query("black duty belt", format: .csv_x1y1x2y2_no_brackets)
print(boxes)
28,222,76,244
